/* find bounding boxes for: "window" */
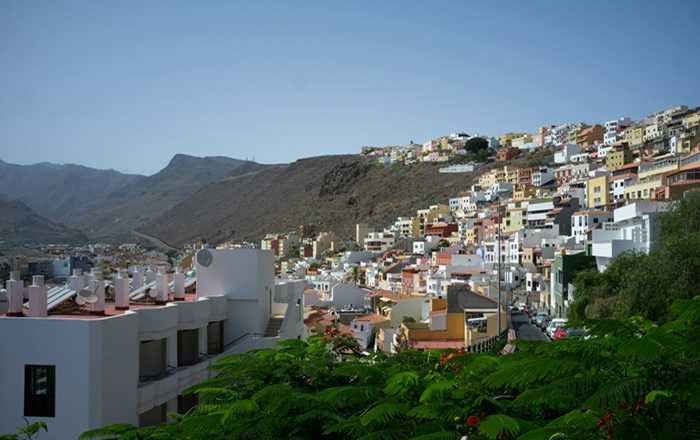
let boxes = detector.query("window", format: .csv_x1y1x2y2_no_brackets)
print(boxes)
24,365,55,417
207,321,224,355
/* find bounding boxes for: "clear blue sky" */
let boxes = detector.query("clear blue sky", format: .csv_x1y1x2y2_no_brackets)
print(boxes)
1,0,699,175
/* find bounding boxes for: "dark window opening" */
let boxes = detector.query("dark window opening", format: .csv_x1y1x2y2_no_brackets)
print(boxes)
24,365,55,417
207,320,224,355
178,329,200,366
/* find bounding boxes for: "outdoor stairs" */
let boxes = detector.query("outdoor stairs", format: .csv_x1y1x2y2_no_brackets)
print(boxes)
264,317,284,337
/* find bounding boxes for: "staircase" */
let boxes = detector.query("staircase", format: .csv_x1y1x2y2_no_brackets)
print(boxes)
264,317,284,337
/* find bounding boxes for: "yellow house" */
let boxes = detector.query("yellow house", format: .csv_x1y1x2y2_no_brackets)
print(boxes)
502,204,526,233
624,176,664,201
512,184,536,201
625,126,645,148
400,286,504,350
587,175,609,208
606,148,633,171
499,132,526,147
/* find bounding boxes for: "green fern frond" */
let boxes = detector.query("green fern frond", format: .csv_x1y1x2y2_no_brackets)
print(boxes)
318,385,383,406
408,430,458,440
478,414,522,439
419,380,455,403
360,402,409,426
79,424,138,439
482,358,581,390
584,377,647,409
384,371,420,396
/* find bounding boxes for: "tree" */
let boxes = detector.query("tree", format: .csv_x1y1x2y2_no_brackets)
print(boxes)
571,195,700,323
464,137,489,155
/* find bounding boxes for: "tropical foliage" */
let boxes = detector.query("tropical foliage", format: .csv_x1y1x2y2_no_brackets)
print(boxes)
570,195,700,323
82,295,700,440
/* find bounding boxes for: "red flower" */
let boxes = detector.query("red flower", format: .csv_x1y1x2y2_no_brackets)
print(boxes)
466,415,480,426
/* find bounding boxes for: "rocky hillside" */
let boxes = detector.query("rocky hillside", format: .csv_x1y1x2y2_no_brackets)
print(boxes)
0,159,143,224
67,155,264,239
0,196,87,246
0,155,263,240
140,155,477,246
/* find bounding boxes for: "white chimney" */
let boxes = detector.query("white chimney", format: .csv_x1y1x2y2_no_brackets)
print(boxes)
91,271,106,315
145,266,156,284
69,269,84,292
132,266,144,292
6,271,24,316
155,268,168,304
28,275,47,317
115,270,129,310
173,267,185,300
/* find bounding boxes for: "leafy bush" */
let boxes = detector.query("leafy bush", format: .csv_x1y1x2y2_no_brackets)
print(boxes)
571,195,700,323
82,296,700,440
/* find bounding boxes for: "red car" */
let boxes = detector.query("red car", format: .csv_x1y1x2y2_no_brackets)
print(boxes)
552,327,568,340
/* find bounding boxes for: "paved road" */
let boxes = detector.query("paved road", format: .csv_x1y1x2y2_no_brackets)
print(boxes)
510,311,548,341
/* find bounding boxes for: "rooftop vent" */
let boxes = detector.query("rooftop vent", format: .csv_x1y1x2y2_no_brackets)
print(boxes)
115,269,129,310
6,271,24,317
28,275,47,317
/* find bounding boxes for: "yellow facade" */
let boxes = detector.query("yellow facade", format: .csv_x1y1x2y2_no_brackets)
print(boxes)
683,112,700,129
624,177,663,201
587,175,609,208
605,149,632,171
502,206,526,233
512,185,535,201
625,127,645,148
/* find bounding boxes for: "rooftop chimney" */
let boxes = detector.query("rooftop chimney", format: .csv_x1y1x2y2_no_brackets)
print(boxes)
91,270,106,315
6,271,24,317
155,268,168,305
115,269,129,310
145,266,156,284
28,275,47,317
173,267,185,301
132,266,144,292
69,269,84,292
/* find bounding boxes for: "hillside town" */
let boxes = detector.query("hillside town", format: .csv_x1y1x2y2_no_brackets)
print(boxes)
1,103,700,437
253,103,700,352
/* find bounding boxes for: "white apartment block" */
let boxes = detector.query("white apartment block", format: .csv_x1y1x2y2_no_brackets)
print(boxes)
364,232,395,252
571,210,613,244
591,201,669,271
604,117,633,145
531,167,555,187
0,249,305,440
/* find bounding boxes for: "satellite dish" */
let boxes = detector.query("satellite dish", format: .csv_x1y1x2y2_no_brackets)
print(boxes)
147,287,157,298
77,285,98,305
197,249,213,267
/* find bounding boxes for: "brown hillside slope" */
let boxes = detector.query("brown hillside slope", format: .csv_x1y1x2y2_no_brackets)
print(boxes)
140,155,478,246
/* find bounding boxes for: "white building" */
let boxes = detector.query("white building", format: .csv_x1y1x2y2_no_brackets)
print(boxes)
604,117,633,145
591,201,669,271
364,232,395,252
571,210,613,244
531,167,555,187
554,144,581,164
0,249,305,439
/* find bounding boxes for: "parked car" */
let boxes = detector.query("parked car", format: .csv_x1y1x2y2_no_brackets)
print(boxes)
552,327,568,340
534,312,549,328
511,306,520,313
546,318,568,338
540,316,552,330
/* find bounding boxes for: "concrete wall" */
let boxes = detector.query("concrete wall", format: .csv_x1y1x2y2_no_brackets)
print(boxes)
0,314,139,440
